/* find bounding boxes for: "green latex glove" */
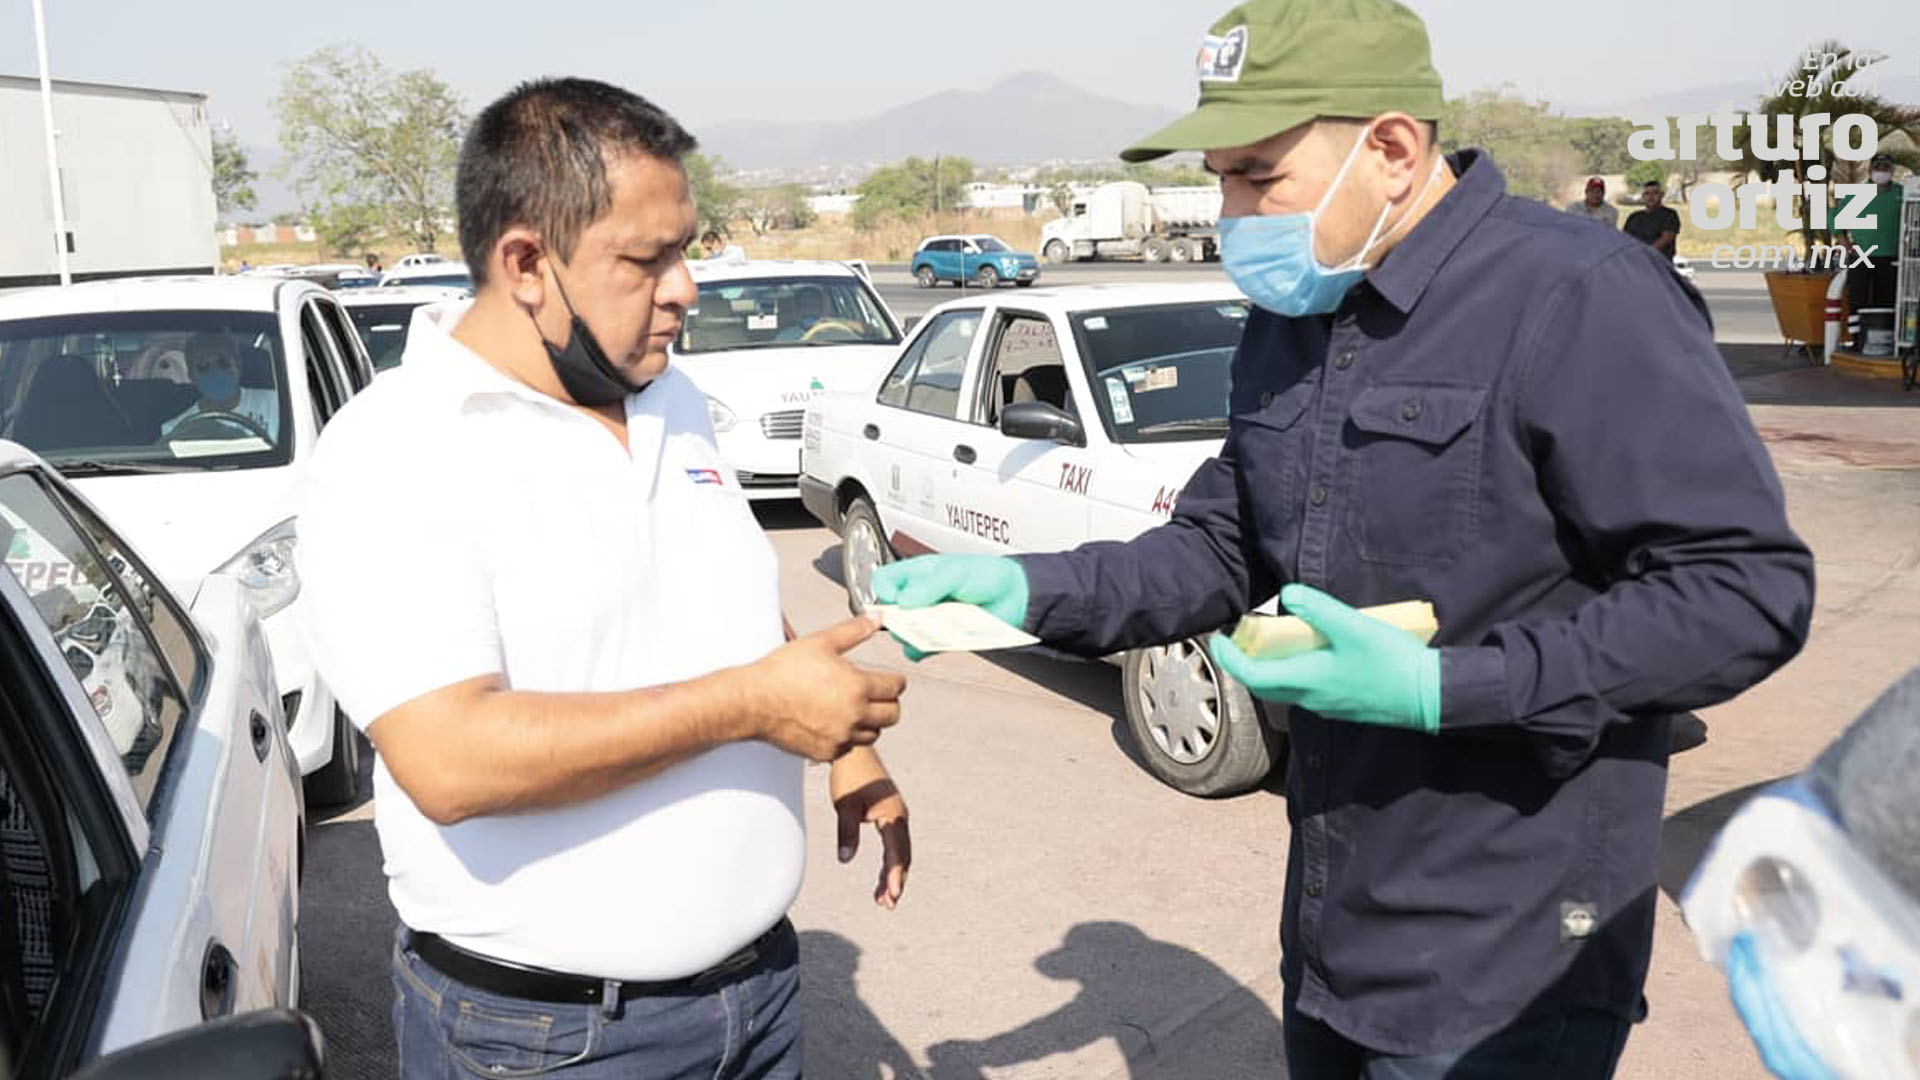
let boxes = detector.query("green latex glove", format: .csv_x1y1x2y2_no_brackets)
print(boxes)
871,555,1030,661
1207,583,1441,734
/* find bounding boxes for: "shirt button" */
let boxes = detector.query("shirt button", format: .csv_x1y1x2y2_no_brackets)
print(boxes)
1309,483,1328,506
1334,351,1354,370
1258,390,1274,407
1401,399,1424,421
1305,880,1324,898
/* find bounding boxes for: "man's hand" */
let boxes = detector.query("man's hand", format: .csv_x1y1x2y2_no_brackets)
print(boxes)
830,747,910,909
1208,584,1441,734
747,615,906,761
871,555,1030,660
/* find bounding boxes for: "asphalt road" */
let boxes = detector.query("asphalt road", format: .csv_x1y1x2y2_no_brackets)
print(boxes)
295,265,1908,1079
866,261,1782,344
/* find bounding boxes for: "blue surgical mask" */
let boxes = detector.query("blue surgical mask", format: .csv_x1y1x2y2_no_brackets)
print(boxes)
1220,132,1443,317
196,367,239,401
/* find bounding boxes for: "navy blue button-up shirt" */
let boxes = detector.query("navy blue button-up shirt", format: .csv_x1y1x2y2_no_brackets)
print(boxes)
1016,151,1814,1054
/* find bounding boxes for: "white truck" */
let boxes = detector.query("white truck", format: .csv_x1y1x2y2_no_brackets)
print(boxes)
1040,181,1222,265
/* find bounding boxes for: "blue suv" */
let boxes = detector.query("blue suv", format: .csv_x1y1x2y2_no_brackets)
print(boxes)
911,234,1041,289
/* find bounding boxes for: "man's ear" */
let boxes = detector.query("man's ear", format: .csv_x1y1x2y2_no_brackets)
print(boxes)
495,228,547,309
1368,112,1427,197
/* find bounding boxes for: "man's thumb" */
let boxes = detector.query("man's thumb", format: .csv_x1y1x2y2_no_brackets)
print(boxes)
836,805,860,863
816,613,882,654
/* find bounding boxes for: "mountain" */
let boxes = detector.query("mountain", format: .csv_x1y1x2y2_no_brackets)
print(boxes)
1562,80,1774,120
695,71,1181,172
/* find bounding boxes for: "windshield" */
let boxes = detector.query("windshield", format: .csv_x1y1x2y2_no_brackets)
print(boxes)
1070,301,1249,444
677,275,900,354
346,303,427,370
387,272,472,292
974,237,1012,253
0,310,292,472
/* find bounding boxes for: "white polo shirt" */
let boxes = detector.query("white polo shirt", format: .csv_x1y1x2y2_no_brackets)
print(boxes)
295,301,802,980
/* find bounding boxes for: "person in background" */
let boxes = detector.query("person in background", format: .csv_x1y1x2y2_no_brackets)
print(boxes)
365,252,384,275
1845,151,1902,350
1567,176,1618,228
1623,179,1680,260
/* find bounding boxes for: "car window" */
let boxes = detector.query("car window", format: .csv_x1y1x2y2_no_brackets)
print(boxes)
1070,300,1250,443
976,237,1011,253
315,298,372,391
977,313,1073,427
346,303,427,371
877,309,979,412
301,303,348,426
678,275,900,354
902,311,981,418
0,310,291,474
0,472,191,813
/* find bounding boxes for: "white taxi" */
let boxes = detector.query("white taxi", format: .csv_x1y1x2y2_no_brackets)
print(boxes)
675,258,904,498
0,276,374,807
801,282,1284,797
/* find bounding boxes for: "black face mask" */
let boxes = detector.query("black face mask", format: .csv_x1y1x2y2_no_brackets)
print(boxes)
531,262,644,407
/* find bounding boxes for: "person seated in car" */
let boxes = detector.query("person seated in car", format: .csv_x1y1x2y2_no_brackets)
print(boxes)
160,333,280,441
776,286,834,341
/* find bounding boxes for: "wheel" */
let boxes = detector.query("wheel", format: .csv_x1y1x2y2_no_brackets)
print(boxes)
1043,240,1071,264
914,265,936,288
302,705,361,807
1141,235,1170,263
974,265,1001,289
1122,638,1284,797
840,496,895,615
1169,238,1195,263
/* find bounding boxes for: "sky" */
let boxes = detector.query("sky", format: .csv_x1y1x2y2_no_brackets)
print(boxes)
5,0,1918,151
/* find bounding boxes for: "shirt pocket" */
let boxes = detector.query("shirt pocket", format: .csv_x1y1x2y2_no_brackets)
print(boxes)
1343,383,1488,565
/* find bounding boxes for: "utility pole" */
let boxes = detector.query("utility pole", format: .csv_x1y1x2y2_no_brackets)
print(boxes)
32,0,72,285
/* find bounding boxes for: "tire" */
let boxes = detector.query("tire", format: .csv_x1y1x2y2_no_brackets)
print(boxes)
974,265,1001,289
1141,235,1170,263
302,705,360,807
1043,240,1071,264
840,496,895,616
914,264,936,288
1122,638,1284,797
1169,238,1195,263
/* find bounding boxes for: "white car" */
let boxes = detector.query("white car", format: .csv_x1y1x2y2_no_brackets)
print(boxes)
0,276,375,806
378,260,473,292
393,252,451,270
801,282,1283,796
0,441,303,1073
675,260,905,499
337,284,471,371
1672,253,1697,282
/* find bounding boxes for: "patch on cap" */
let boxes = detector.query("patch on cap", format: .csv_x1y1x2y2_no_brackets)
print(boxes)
1197,25,1249,83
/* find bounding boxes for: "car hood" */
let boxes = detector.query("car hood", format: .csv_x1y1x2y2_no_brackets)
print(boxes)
1116,436,1227,480
673,344,899,414
66,469,294,597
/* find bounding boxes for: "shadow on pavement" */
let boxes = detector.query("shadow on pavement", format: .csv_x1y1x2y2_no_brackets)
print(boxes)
1657,777,1786,904
1722,343,1920,408
755,500,824,532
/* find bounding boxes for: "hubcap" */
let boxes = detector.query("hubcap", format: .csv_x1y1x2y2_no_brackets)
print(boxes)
1135,640,1223,764
844,516,885,611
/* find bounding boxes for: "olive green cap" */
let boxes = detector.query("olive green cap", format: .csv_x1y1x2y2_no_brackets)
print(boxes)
1122,0,1445,163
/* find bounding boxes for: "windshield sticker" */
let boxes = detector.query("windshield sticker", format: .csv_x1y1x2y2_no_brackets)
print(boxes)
1139,366,1178,392
747,314,778,331
1083,316,1109,331
1105,377,1135,424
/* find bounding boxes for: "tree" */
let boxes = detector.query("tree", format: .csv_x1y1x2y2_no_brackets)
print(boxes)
852,156,974,231
312,202,383,258
683,152,743,236
1439,87,1584,203
1624,158,1667,192
740,183,816,234
274,46,465,253
212,127,258,215
1567,117,1637,176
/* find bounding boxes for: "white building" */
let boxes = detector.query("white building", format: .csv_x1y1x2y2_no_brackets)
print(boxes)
1,75,218,287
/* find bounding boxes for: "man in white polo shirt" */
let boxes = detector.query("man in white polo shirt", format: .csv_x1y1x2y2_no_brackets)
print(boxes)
296,78,912,1079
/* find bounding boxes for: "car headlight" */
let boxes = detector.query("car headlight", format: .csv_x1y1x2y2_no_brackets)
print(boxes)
216,518,299,619
707,396,737,433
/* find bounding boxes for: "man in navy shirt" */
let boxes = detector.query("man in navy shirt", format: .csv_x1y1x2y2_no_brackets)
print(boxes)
875,0,1814,1076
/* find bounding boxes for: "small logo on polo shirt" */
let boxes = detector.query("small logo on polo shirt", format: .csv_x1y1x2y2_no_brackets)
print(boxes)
686,467,725,486
1198,25,1248,83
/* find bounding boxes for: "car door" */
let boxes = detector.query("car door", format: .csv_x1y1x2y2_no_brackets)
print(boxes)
312,294,374,393
956,309,1098,553
933,240,964,282
865,307,986,554
0,464,295,1065
957,239,984,281
297,301,352,438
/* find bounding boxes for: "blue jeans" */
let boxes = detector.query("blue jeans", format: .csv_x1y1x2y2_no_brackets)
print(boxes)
1284,1000,1632,1080
391,923,802,1079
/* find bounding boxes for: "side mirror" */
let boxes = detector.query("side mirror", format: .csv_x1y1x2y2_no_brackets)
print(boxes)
1000,401,1085,447
71,1009,324,1080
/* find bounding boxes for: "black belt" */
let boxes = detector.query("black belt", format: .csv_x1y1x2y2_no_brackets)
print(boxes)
406,918,791,1005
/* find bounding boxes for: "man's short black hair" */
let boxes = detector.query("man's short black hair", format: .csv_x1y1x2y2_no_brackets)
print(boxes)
1643,180,1662,189
457,77,697,287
